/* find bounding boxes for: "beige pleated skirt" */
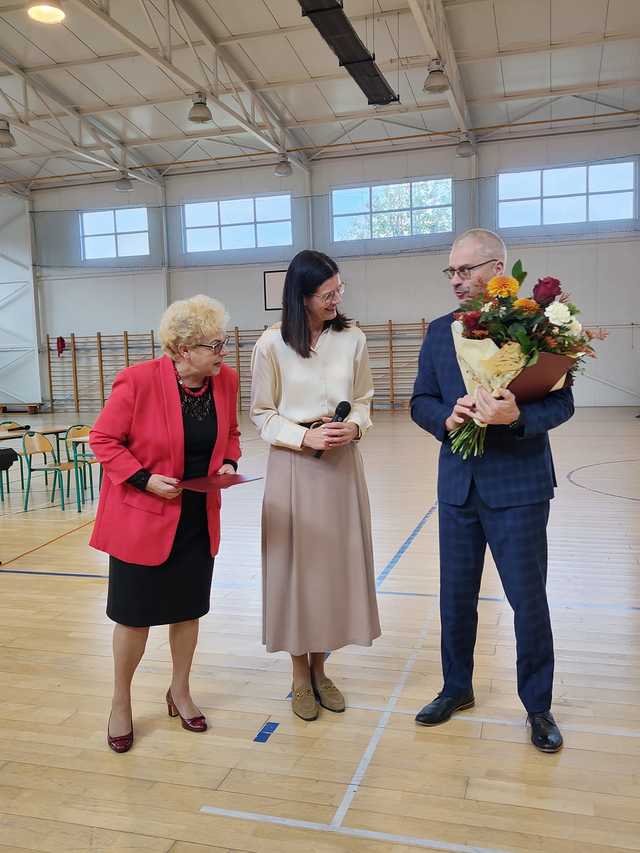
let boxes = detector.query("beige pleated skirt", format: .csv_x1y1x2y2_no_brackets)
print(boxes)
261,443,381,655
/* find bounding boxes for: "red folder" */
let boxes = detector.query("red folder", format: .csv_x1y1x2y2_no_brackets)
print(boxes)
178,474,262,492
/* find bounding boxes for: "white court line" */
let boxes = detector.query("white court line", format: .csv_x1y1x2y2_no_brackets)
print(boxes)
198,806,511,853
329,604,436,827
201,604,447,848
347,704,640,739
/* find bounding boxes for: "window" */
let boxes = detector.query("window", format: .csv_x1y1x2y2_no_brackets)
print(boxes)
331,178,453,242
81,208,149,259
183,194,292,253
498,161,636,228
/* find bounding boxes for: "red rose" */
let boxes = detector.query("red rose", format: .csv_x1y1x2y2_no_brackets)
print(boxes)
533,276,562,306
460,310,482,332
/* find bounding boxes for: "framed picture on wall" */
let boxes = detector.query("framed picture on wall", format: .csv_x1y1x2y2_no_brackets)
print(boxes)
263,269,287,311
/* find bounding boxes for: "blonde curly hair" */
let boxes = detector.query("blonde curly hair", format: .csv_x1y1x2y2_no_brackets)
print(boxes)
159,294,229,358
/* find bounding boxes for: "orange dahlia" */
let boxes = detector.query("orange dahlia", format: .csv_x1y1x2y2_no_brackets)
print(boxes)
513,297,540,314
486,275,520,299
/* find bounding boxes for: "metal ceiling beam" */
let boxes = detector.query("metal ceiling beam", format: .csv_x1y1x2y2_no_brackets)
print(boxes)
68,0,304,158
0,115,161,185
0,55,438,122
407,0,470,133
171,0,309,171
0,3,410,54
0,49,162,185
3,74,640,167
1,17,639,80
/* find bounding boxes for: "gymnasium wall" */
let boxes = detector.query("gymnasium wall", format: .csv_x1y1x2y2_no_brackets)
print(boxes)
30,126,640,407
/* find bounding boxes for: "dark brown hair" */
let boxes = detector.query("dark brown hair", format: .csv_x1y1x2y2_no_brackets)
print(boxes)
280,250,351,358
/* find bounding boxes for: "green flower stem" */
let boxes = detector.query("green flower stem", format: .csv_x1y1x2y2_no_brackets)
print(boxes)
450,420,487,459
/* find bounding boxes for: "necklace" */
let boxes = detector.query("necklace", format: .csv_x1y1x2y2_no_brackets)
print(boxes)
174,367,209,397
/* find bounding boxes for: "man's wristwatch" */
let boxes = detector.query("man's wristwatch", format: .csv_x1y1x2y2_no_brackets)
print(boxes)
508,413,523,430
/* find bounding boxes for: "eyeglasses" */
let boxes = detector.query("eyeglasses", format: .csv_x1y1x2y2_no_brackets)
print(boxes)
315,284,345,305
195,337,229,354
442,259,499,281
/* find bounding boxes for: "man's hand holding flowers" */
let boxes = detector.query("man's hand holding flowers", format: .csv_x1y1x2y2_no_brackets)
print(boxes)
474,387,520,426
445,394,476,433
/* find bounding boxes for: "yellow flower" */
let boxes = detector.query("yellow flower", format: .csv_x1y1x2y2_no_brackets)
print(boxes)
486,275,520,299
513,297,540,314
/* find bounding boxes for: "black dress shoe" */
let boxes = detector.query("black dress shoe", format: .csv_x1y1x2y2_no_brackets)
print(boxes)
415,691,475,726
528,711,563,753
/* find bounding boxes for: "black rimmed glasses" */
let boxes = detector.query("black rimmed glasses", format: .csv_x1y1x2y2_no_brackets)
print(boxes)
442,259,499,280
195,337,229,354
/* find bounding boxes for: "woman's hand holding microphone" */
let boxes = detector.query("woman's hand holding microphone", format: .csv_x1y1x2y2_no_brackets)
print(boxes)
302,418,359,451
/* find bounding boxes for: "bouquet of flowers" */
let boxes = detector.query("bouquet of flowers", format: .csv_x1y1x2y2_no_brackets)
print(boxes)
450,261,606,459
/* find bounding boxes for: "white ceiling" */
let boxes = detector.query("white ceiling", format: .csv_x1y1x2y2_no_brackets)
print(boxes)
0,0,638,190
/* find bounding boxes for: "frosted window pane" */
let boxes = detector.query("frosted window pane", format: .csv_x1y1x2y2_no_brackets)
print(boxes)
257,221,292,247
219,198,254,225
115,207,148,233
186,227,220,252
221,224,255,249
588,191,634,221
117,232,149,256
543,195,586,224
498,199,540,227
543,166,586,197
332,187,370,215
589,162,634,193
84,234,116,258
255,195,291,221
498,171,540,200
82,210,114,235
184,202,218,228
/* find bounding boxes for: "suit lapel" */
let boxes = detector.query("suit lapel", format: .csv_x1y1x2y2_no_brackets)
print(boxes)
444,312,467,398
209,373,227,475
159,355,185,479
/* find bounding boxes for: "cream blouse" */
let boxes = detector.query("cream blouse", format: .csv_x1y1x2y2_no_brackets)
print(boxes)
250,323,374,449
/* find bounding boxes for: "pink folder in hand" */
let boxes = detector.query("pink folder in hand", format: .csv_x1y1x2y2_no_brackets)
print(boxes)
178,474,262,492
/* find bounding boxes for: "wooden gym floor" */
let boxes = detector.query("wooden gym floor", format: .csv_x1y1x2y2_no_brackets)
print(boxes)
0,407,638,853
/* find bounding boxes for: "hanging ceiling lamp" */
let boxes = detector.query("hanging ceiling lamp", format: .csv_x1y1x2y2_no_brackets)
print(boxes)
273,154,292,177
423,58,449,94
456,135,475,158
114,171,134,192
188,92,213,124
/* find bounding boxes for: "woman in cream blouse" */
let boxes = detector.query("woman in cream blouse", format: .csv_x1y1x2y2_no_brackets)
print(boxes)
251,250,380,721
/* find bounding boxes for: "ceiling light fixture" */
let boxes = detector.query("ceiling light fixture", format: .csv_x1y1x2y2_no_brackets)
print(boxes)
114,171,134,192
456,135,475,158
188,92,212,124
273,154,292,177
0,120,16,148
28,1,65,24
423,58,449,94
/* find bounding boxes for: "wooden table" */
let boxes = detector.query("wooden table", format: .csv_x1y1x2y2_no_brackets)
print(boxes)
0,425,91,459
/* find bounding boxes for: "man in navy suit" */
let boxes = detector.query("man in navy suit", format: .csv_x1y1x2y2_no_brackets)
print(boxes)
410,229,574,752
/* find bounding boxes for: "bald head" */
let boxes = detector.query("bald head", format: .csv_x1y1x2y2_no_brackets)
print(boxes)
448,229,506,303
452,229,506,263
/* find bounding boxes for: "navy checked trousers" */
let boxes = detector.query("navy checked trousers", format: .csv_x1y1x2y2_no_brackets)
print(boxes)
438,483,554,713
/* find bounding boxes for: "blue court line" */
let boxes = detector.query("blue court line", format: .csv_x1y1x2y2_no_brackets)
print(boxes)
375,502,438,590
253,721,279,742
0,568,108,579
379,590,505,603
379,590,640,613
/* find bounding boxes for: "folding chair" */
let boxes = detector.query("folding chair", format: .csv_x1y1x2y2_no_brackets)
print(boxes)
22,431,77,511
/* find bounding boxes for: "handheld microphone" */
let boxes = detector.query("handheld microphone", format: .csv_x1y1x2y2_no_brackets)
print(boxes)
314,401,351,459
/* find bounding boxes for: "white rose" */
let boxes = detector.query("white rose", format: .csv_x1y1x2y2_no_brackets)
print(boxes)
545,301,571,326
481,303,492,314
567,318,582,337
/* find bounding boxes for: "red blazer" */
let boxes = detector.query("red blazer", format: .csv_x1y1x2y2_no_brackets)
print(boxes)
89,355,241,566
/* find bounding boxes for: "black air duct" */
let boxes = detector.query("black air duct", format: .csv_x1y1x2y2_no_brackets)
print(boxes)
298,0,400,106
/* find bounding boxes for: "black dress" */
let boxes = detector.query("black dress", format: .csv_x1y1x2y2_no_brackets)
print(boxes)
106,382,218,628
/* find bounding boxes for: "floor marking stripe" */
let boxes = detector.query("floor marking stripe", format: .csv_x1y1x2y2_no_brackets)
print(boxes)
375,502,437,589
198,805,510,853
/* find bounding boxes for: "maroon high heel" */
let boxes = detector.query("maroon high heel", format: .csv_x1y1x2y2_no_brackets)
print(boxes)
166,689,207,732
107,711,134,753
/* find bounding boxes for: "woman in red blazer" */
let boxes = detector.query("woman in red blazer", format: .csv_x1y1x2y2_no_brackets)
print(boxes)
90,295,241,753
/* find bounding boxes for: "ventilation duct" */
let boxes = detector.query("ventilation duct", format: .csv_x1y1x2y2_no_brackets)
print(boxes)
298,0,399,106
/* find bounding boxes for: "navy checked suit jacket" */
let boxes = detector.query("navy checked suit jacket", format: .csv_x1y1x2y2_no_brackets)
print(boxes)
410,312,575,508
